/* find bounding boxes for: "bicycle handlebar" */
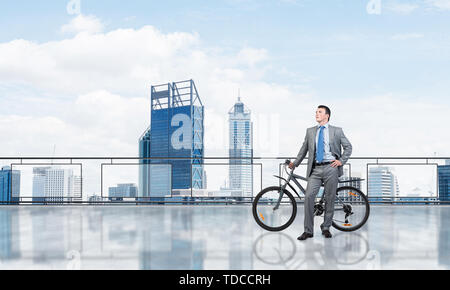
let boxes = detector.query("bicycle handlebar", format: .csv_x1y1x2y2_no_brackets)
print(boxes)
284,159,295,179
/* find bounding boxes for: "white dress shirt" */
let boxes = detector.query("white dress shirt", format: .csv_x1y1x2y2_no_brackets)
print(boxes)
315,123,335,162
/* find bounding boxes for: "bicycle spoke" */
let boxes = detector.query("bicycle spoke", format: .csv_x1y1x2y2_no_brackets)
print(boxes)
253,187,297,231
332,186,370,231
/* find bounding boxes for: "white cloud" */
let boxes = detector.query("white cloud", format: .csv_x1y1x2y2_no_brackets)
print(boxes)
0,20,282,156
123,16,137,22
61,14,105,35
0,26,200,96
0,25,200,96
391,33,424,40
386,2,419,14
425,0,450,10
236,47,268,66
0,91,149,157
334,94,450,157
0,18,448,159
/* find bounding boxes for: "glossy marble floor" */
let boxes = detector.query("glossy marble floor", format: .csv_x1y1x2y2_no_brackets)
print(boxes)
0,205,449,270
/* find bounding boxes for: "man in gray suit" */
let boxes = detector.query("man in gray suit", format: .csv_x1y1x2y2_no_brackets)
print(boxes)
289,105,352,240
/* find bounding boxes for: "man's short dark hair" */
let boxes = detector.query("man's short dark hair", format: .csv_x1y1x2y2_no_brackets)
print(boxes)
318,105,331,121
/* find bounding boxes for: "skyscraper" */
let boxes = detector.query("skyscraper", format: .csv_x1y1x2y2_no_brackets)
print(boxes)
438,164,450,202
368,166,400,201
108,183,138,201
46,168,73,203
32,167,78,203
0,166,20,204
72,175,82,202
228,97,253,197
139,80,204,199
32,167,49,203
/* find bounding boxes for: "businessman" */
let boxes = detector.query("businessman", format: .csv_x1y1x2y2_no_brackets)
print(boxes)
289,105,352,240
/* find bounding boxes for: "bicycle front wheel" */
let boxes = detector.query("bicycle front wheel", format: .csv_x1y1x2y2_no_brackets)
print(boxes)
252,186,297,232
332,186,370,232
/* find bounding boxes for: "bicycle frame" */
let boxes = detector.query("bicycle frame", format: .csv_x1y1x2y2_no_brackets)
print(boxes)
272,164,364,211
277,169,308,195
253,161,369,233
272,166,305,210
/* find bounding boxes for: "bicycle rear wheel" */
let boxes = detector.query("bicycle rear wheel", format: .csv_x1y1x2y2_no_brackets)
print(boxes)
332,186,370,232
252,186,297,232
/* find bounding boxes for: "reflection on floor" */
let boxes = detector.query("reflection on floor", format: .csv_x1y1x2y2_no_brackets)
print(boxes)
0,205,449,269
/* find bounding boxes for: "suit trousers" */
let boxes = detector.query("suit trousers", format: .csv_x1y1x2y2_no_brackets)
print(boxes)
304,164,339,234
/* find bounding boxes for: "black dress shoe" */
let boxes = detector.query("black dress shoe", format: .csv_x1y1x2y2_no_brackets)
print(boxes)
297,232,313,240
322,229,332,238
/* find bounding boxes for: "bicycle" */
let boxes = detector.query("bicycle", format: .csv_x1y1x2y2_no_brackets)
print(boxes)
252,159,370,232
252,231,371,269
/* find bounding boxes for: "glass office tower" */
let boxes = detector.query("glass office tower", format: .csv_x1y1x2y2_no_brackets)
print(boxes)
139,80,204,198
438,165,450,202
0,166,20,204
109,183,138,201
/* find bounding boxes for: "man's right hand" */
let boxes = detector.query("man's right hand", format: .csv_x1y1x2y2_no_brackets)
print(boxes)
288,162,295,170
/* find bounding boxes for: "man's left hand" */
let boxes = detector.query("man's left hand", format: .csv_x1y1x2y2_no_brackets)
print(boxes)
331,160,342,168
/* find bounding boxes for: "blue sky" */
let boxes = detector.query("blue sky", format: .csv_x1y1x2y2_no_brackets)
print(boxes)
1,0,449,100
1,0,449,195
0,0,449,158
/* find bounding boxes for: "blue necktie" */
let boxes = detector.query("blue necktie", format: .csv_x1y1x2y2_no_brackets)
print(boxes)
316,126,325,162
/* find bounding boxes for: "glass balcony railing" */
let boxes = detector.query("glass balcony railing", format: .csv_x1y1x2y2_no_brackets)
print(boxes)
0,156,449,205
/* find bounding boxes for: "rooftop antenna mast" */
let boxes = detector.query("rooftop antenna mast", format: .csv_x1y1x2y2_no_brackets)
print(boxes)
51,144,56,164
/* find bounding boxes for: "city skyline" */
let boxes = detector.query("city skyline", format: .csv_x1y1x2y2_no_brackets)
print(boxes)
0,1,449,202
0,83,447,201
0,78,447,201
0,1,450,161
2,158,443,201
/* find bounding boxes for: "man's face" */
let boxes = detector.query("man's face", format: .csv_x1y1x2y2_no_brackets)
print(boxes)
315,108,329,123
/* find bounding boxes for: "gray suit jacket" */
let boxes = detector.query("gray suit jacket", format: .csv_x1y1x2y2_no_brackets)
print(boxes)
293,125,352,178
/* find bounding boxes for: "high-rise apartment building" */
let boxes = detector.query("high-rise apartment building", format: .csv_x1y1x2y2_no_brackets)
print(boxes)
32,167,79,203
368,166,400,201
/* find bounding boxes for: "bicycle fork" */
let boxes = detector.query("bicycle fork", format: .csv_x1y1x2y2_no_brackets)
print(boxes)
273,175,292,211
